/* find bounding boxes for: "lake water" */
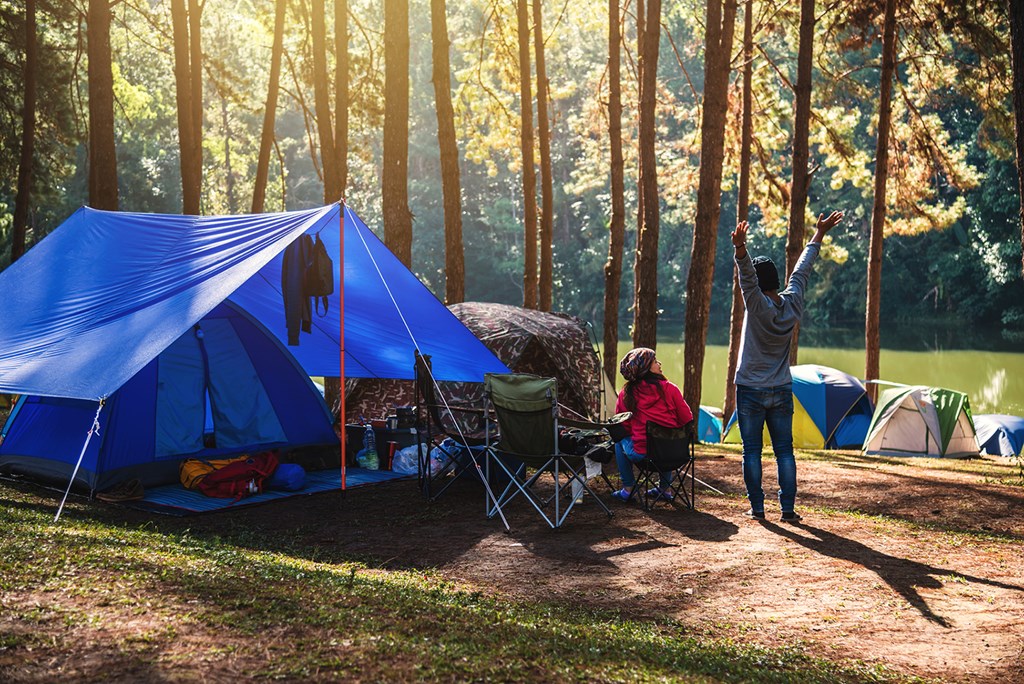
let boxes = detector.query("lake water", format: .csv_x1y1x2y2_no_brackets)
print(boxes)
610,344,1024,417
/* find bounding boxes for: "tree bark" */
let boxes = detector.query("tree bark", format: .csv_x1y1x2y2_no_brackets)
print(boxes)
335,0,349,195
252,0,286,213
188,0,203,206
681,0,737,413
313,0,339,203
533,0,555,311
1010,0,1024,278
87,0,118,210
171,0,199,214
865,0,897,402
603,0,626,386
383,0,412,266
11,0,37,262
784,0,815,364
724,0,753,422
517,0,539,308
632,0,662,348
431,0,465,304
221,95,235,213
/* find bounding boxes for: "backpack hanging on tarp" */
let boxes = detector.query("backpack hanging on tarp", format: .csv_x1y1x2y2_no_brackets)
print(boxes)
304,233,334,316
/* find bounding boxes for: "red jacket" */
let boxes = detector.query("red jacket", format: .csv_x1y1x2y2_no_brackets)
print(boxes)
614,379,694,455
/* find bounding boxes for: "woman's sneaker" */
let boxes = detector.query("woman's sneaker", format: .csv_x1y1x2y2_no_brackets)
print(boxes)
646,487,674,501
611,488,633,502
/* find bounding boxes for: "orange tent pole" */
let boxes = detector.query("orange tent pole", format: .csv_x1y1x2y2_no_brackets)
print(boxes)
339,202,347,490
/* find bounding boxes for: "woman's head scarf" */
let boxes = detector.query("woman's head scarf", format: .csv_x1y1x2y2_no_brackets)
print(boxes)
619,347,656,382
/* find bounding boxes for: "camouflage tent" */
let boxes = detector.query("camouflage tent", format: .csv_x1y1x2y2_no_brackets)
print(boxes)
345,302,609,423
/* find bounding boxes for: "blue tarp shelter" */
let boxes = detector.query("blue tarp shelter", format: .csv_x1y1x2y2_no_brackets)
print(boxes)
0,203,508,497
973,414,1024,457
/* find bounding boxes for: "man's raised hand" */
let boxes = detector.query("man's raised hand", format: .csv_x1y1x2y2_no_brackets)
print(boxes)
815,210,844,234
732,220,749,248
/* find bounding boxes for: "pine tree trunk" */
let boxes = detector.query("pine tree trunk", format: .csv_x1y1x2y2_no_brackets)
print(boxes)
252,0,286,213
784,0,814,364
603,0,626,386
866,0,897,402
221,95,235,213
631,0,645,346
533,0,555,311
313,0,339,203
383,0,412,266
517,0,539,308
724,0,753,422
682,0,737,413
188,0,203,207
632,0,662,349
335,0,349,195
431,0,465,304
171,0,198,214
11,0,36,262
1010,0,1024,279
87,0,118,210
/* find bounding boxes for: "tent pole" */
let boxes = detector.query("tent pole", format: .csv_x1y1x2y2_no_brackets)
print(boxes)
55,399,105,523
339,202,347,490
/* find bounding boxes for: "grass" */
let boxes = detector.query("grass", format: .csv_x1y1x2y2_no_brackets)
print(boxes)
0,480,928,684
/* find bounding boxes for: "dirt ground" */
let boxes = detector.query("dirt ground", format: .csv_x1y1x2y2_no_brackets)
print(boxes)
222,446,1024,684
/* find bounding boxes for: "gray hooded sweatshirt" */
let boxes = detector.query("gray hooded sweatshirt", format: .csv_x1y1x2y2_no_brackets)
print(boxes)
734,242,820,388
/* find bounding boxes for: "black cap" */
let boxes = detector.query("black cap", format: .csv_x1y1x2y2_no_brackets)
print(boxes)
752,256,780,292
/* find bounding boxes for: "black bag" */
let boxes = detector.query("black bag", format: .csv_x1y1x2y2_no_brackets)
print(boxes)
304,233,334,315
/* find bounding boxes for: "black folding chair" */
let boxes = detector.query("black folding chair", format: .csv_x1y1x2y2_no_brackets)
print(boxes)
414,352,492,501
632,420,696,511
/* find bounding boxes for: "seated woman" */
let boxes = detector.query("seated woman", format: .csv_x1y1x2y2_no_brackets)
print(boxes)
612,347,694,502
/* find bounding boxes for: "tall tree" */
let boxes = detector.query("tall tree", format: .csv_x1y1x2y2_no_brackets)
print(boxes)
312,0,340,203
335,0,349,194
252,0,286,213
724,0,754,421
865,0,898,401
382,0,412,266
87,0,118,210
188,0,203,203
783,0,815,363
1011,0,1024,277
682,0,738,412
517,0,539,308
533,0,554,311
602,0,626,386
170,0,200,214
11,0,37,262
631,0,662,348
430,0,465,304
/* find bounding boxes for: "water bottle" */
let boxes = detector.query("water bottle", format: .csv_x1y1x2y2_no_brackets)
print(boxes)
361,424,379,470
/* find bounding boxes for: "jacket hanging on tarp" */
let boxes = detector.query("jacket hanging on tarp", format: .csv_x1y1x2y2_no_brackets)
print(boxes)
282,234,313,345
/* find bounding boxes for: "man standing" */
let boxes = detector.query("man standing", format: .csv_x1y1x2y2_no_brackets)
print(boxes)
731,210,844,522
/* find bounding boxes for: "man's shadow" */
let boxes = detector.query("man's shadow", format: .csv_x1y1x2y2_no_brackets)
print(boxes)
763,521,1022,627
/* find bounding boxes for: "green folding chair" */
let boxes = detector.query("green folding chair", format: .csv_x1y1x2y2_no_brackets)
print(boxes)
483,373,613,529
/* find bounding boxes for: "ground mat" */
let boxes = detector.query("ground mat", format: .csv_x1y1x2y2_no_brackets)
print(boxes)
124,468,411,516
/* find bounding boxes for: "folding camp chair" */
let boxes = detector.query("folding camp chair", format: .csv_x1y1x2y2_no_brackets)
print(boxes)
414,352,493,501
483,373,613,529
632,420,696,511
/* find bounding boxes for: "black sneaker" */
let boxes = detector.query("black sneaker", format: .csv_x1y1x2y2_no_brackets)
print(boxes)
780,511,803,523
745,509,765,520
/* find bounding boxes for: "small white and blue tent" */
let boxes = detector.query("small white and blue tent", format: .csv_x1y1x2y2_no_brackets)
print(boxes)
973,414,1024,457
0,203,508,500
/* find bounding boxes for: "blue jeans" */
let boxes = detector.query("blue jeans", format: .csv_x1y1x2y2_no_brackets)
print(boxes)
737,384,797,513
614,437,673,490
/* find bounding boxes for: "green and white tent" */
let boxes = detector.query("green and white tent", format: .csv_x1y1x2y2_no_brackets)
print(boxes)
863,385,979,458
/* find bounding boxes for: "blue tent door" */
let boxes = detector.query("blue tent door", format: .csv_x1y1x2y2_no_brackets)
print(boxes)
156,319,286,457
